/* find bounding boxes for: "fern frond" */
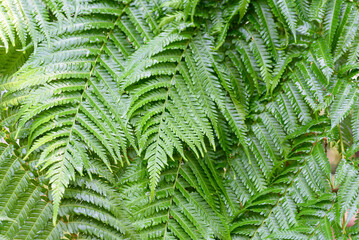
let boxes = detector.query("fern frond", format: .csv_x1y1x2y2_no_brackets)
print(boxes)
309,0,328,22
232,40,260,92
330,81,357,129
277,0,297,40
336,160,359,227
311,38,334,81
0,0,70,51
0,130,138,239
333,4,359,61
0,1,157,219
0,141,58,239
231,144,332,239
324,0,343,45
215,0,250,49
283,81,312,124
253,0,279,60
246,27,273,90
120,153,231,240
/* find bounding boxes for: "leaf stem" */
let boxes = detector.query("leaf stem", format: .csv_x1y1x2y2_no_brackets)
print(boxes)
338,124,345,154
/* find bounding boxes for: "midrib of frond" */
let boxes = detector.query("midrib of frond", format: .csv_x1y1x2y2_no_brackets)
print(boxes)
21,202,51,239
162,157,183,239
47,9,130,157
125,7,152,42
83,78,131,154
308,201,335,238
3,185,41,237
37,221,64,239
190,42,217,100
136,0,158,34
253,123,277,160
0,171,30,216
0,155,20,192
93,67,119,100
248,146,313,239
148,39,191,197
0,144,12,161
61,31,118,161
47,6,130,222
250,171,306,238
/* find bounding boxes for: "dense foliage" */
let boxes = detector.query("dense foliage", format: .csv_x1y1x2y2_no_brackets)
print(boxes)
0,0,359,239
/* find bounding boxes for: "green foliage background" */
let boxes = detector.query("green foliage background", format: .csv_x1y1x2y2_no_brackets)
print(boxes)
0,0,359,239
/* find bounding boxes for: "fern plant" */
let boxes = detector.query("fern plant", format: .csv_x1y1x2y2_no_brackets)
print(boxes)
0,0,359,239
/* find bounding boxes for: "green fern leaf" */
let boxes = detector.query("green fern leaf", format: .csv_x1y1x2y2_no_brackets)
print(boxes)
330,81,357,129
334,5,359,61
277,0,297,40
324,0,343,45
215,0,251,49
